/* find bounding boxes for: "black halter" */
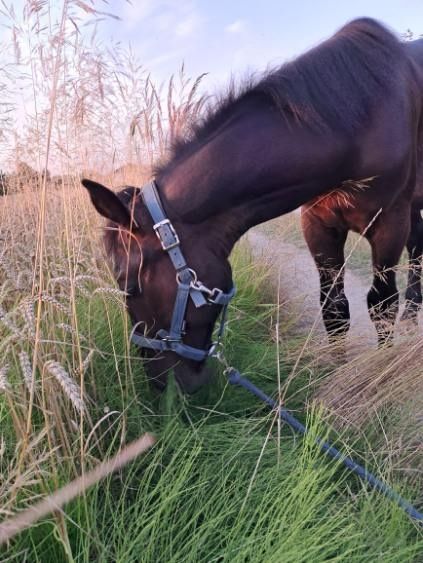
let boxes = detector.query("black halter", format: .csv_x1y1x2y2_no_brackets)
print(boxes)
130,180,235,362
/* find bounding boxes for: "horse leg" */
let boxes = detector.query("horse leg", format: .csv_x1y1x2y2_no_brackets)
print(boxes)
366,206,410,346
401,208,423,324
301,212,349,348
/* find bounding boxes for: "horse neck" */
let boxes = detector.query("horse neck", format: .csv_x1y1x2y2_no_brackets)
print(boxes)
159,97,350,257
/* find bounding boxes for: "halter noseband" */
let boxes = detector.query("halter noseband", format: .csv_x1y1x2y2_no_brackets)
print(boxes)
130,180,235,362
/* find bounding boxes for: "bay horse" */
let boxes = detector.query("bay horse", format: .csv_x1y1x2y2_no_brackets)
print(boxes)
401,38,423,323
83,18,423,392
301,34,423,346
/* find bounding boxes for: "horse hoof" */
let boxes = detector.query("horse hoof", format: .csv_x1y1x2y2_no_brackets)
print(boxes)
398,316,418,338
330,347,347,365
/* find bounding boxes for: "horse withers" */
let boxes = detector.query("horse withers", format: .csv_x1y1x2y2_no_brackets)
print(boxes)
83,19,423,392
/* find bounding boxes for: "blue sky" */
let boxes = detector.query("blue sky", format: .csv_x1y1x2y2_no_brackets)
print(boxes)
99,0,423,91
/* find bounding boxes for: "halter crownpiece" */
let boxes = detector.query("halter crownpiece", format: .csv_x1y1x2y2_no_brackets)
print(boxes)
131,180,236,362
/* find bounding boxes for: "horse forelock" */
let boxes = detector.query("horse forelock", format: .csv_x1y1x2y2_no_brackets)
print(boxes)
104,224,125,272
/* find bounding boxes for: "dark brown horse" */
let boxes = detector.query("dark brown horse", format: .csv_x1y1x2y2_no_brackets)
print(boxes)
301,34,423,346
401,38,423,323
83,18,423,392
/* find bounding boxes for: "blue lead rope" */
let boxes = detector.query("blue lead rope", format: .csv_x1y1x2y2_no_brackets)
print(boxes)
226,368,423,523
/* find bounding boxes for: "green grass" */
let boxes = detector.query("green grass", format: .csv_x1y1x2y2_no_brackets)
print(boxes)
1,243,423,562
9,414,421,562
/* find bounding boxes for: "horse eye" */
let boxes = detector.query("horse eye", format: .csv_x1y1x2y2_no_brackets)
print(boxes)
126,285,142,298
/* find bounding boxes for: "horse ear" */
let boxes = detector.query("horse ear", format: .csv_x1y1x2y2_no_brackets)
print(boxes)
82,179,135,228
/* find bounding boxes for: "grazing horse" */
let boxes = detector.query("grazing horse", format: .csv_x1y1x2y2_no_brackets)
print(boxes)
83,18,423,392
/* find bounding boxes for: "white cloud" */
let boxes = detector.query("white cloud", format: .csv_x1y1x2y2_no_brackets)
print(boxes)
120,1,203,38
225,20,246,34
175,13,202,37
145,49,185,69
120,0,201,35
121,0,157,29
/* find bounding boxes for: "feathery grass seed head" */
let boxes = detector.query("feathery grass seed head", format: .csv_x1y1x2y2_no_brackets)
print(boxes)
18,351,33,392
0,365,10,393
45,360,85,414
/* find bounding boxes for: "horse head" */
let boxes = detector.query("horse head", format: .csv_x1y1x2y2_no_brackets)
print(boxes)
82,179,234,393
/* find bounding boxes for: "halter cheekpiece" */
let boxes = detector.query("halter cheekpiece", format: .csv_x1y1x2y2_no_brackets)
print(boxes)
131,180,235,361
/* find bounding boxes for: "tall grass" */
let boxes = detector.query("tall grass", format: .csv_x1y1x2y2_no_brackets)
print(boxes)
2,234,422,560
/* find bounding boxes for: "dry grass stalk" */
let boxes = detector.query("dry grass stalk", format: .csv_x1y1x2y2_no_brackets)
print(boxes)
0,3,206,552
0,433,156,545
39,294,69,315
314,332,423,474
0,305,20,336
56,323,87,341
316,335,423,426
18,351,33,392
92,286,128,303
80,349,94,374
19,297,36,337
0,364,10,392
44,360,85,414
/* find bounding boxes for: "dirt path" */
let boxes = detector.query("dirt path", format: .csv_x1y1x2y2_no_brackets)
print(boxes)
247,229,378,354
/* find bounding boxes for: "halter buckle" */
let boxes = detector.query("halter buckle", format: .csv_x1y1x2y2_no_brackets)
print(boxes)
158,333,182,344
190,281,224,304
153,219,180,251
208,288,224,304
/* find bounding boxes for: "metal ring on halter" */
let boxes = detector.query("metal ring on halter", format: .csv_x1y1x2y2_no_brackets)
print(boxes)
176,268,198,285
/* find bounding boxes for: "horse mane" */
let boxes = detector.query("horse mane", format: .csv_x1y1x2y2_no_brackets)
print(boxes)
156,18,405,175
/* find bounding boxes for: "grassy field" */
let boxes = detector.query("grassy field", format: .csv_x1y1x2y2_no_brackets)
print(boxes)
0,187,423,561
0,2,423,561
